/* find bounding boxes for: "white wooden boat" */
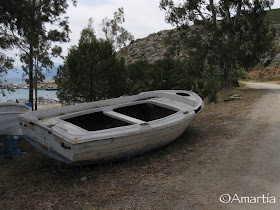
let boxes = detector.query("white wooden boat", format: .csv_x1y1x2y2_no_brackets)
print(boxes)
0,103,30,135
17,90,204,164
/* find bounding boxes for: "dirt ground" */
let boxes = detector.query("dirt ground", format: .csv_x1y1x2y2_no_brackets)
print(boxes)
1,82,280,209
37,102,61,110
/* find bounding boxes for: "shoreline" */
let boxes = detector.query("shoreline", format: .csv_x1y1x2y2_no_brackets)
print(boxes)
0,81,57,90
37,102,61,110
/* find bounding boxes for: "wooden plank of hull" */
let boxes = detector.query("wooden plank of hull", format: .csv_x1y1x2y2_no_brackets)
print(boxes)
20,112,193,164
24,136,73,164
73,118,191,164
20,124,74,163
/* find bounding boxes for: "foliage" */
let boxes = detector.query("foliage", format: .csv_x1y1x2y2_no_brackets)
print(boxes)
125,60,153,94
232,67,246,81
125,58,222,102
160,0,275,90
0,54,14,77
56,22,126,104
79,18,96,44
101,7,134,50
126,59,187,94
194,67,220,103
0,0,22,82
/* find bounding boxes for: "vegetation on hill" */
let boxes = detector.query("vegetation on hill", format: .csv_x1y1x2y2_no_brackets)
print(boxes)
266,8,280,25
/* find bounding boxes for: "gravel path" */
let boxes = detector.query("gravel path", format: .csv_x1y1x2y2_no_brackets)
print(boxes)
226,82,280,209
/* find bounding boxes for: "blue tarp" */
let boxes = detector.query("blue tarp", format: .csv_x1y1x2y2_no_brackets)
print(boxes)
0,135,26,158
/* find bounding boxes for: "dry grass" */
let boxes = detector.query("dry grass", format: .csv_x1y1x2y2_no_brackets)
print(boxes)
0,87,264,209
246,67,280,81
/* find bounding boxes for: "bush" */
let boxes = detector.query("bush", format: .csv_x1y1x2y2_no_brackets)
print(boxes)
194,67,220,103
126,58,194,94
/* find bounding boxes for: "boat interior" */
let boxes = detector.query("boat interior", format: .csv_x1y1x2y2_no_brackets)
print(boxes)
63,102,177,132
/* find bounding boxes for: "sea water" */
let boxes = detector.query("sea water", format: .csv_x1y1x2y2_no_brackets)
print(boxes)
0,77,58,102
0,89,58,102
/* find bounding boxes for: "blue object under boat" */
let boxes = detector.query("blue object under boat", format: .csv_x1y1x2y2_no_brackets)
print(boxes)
0,135,26,158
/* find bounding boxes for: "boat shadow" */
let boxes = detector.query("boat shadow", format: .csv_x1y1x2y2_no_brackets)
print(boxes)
3,125,204,183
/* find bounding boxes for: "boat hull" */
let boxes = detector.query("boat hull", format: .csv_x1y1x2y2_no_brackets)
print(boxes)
17,90,203,164
22,114,194,164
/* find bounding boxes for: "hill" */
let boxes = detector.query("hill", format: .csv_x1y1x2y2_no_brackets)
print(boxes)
118,9,280,65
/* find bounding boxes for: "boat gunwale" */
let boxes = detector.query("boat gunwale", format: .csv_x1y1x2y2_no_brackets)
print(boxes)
73,111,196,146
56,99,181,134
51,108,196,145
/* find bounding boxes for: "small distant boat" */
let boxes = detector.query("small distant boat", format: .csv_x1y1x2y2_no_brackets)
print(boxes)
17,90,204,165
45,86,57,91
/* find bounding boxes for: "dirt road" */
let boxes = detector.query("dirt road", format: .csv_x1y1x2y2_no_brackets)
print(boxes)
219,82,280,209
227,82,280,209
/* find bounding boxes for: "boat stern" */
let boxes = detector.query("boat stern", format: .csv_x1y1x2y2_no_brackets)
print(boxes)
17,113,74,164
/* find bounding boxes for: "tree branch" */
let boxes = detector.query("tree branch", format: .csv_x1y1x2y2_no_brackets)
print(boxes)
10,30,29,54
196,8,207,22
225,4,230,23
234,1,242,27
210,0,216,25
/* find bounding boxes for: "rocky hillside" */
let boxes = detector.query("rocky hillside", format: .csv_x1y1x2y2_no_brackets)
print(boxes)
117,28,186,64
118,9,280,66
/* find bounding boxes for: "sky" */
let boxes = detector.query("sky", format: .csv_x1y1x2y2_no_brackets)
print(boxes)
7,0,280,67
65,0,280,44
63,0,174,55
58,0,280,62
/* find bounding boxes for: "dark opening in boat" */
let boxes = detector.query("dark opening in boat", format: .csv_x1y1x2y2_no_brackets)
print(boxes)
64,112,129,131
176,92,190,96
114,103,177,122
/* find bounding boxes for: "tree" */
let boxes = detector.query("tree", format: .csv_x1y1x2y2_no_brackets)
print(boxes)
2,0,76,110
160,0,275,89
55,21,126,104
102,7,134,50
0,0,28,95
20,41,62,110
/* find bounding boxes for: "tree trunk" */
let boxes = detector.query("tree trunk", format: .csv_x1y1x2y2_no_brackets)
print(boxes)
225,60,232,89
28,0,36,111
220,61,232,90
220,25,233,90
34,59,38,110
29,44,34,111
